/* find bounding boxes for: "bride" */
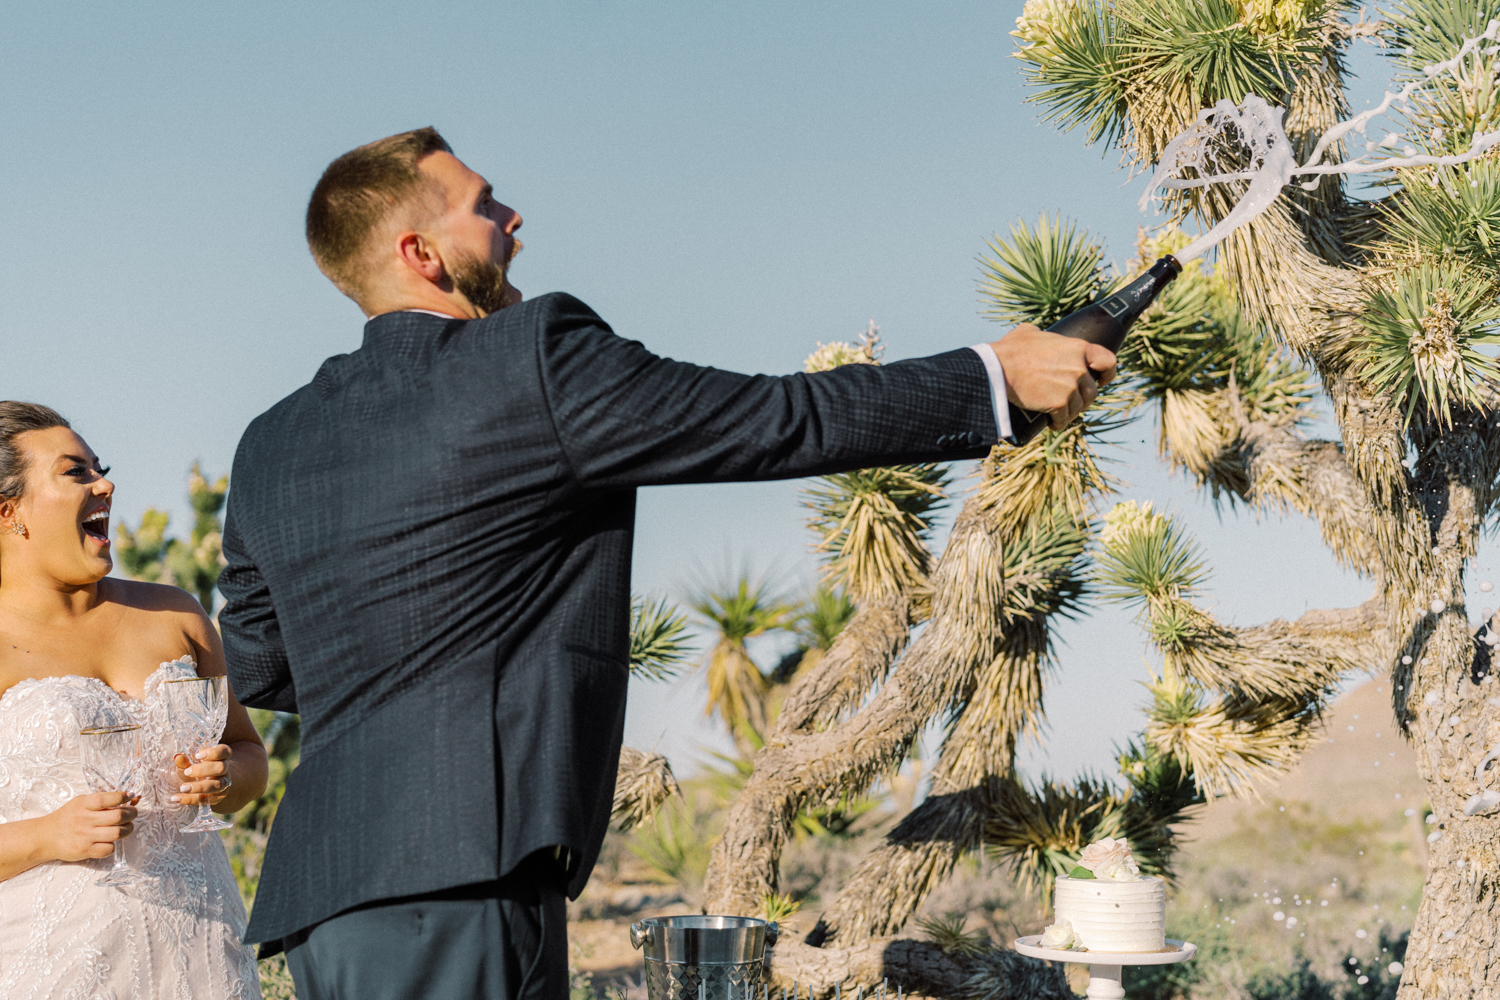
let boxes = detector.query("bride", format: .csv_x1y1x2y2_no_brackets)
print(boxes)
0,401,267,999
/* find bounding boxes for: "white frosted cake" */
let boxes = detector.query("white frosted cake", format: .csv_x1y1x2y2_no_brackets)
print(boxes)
1038,837,1166,953
1052,875,1166,952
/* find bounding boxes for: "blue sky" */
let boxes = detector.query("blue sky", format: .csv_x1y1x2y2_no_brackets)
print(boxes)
3,3,1483,782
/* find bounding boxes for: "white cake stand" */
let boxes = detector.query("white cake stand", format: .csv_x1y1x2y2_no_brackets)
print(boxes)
1013,936,1197,999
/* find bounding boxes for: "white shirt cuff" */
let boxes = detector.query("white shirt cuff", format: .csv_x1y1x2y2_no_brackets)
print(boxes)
969,344,1012,441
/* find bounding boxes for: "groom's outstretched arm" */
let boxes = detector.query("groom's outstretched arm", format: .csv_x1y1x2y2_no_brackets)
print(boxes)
218,510,297,713
535,294,1003,490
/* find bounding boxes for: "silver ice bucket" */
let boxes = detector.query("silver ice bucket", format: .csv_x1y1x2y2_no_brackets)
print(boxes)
630,916,779,1000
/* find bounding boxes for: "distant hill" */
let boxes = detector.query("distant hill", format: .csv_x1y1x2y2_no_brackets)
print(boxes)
1186,677,1424,845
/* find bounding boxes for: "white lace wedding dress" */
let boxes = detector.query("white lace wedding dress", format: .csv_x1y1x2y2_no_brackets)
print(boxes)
0,658,261,999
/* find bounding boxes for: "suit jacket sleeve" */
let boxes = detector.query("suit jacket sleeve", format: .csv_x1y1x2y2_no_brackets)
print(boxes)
218,500,297,713
534,294,998,489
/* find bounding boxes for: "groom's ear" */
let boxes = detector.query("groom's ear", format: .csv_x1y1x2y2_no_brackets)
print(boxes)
395,231,448,286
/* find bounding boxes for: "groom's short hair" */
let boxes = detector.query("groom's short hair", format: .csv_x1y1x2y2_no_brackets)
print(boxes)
306,127,453,300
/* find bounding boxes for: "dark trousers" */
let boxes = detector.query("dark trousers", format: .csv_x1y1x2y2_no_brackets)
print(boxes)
283,857,568,1000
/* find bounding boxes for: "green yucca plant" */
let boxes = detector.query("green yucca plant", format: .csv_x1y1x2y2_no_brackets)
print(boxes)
983,774,1121,895
1384,0,1500,143
802,329,950,602
630,594,695,681
1122,238,1315,417
689,576,791,749
1114,0,1312,105
628,796,718,890
1379,162,1500,273
804,465,949,601
917,913,991,957
115,464,229,612
1093,501,1208,604
788,585,857,679
761,892,803,925
978,214,1109,329
997,502,1095,624
1013,0,1132,148
1114,740,1205,872
1355,258,1500,427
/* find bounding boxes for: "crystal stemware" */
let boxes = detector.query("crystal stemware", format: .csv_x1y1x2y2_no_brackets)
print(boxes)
78,723,149,887
161,675,233,833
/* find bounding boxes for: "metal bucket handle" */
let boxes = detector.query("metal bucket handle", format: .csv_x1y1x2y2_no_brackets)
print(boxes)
630,920,779,950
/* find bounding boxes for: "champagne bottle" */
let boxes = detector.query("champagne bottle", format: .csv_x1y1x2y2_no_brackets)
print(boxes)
1002,254,1182,447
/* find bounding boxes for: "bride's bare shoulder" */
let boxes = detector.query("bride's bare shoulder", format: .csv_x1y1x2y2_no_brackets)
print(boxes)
100,579,213,638
101,578,205,615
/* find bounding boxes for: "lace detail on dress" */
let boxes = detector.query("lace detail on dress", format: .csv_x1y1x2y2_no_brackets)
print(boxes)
0,659,262,999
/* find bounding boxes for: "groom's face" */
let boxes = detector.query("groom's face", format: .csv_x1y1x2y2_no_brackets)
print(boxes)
418,151,524,311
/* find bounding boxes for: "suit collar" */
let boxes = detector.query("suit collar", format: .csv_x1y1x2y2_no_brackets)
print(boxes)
361,310,463,352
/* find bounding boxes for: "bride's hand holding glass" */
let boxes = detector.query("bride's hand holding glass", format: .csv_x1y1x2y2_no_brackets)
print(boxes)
40,792,139,864
170,744,234,809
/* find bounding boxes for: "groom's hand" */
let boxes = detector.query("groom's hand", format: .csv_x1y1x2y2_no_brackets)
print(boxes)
991,324,1118,430
173,745,234,808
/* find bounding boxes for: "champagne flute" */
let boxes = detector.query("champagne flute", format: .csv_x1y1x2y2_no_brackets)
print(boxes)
79,723,149,887
161,675,234,833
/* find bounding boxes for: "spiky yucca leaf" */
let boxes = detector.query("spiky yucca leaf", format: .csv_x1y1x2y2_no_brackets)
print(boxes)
690,576,791,742
917,913,990,957
805,320,883,374
1143,676,1323,799
983,775,1121,896
785,584,858,681
978,215,1108,329
630,595,695,681
1094,501,1208,604
628,796,717,888
761,892,802,925
1355,258,1500,427
1123,230,1316,420
612,746,680,830
975,418,1116,545
1378,162,1500,273
1012,0,1132,148
805,464,949,601
1115,741,1206,874
1383,0,1500,142
802,328,948,602
1115,0,1309,105
998,502,1094,624
797,585,857,651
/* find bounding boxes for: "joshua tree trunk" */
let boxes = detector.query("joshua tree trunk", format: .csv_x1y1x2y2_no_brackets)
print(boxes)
1402,654,1500,995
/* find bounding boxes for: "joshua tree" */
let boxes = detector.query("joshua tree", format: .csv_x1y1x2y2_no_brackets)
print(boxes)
115,463,229,613
694,1,1500,996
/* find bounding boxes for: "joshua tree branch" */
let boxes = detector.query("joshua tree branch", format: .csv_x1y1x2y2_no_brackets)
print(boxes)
768,937,1071,1000
774,595,913,736
703,502,1011,915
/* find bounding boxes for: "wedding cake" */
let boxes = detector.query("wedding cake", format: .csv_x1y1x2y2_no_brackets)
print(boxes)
1038,837,1166,953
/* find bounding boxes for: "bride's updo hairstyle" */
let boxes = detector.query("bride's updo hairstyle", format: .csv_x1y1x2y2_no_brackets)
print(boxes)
0,401,70,505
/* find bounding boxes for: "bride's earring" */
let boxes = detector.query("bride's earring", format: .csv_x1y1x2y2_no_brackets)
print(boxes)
9,522,25,537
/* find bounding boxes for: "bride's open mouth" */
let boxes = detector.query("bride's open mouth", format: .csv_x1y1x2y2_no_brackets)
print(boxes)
82,507,110,544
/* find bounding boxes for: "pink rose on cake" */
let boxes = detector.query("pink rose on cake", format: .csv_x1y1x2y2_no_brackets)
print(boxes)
1076,837,1141,881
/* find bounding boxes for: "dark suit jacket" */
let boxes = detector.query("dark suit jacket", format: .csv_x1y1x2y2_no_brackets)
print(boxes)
219,292,997,948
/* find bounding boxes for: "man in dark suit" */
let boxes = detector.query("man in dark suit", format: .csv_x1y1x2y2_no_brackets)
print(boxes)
219,127,1114,1000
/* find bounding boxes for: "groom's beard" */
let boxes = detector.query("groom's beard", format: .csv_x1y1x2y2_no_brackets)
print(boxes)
451,244,520,315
